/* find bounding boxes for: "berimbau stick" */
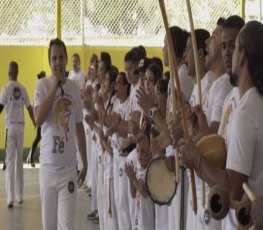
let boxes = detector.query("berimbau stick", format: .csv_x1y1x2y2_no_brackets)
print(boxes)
242,183,256,202
158,0,197,214
185,0,206,208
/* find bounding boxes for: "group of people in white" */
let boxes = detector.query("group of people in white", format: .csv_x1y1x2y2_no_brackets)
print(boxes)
79,15,263,230
1,14,263,230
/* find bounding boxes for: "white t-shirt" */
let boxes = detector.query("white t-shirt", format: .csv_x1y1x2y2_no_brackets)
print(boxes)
204,73,233,125
103,95,117,179
167,63,194,114
178,63,194,102
127,80,142,166
34,77,83,172
111,97,130,150
224,87,263,229
134,166,155,230
0,80,31,130
129,80,142,116
68,69,85,90
85,78,98,89
189,71,213,108
218,87,239,139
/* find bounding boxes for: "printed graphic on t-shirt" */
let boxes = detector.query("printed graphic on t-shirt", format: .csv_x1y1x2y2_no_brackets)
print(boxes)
13,87,21,100
68,181,75,193
220,104,233,138
203,89,209,113
204,208,210,225
119,168,123,177
12,87,23,108
54,97,73,141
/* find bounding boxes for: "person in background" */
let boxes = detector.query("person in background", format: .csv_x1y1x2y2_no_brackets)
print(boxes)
0,61,35,208
27,71,46,167
68,53,85,96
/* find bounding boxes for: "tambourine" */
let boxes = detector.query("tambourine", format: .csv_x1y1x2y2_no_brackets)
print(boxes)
145,156,177,205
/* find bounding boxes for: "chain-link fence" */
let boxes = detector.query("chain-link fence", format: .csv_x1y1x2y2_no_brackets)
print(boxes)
0,0,245,46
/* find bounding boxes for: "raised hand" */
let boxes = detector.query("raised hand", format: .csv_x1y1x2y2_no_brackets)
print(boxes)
124,162,136,181
194,104,209,136
179,138,201,170
136,86,154,115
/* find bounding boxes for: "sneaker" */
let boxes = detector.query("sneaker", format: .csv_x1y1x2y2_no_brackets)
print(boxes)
84,186,91,193
87,209,98,219
93,213,99,224
82,184,88,190
7,202,14,208
31,160,35,168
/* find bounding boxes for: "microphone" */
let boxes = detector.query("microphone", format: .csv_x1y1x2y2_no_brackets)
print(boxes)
58,70,64,97
58,81,64,97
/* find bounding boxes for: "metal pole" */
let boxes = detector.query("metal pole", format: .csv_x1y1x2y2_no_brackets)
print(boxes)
240,0,245,19
56,0,62,39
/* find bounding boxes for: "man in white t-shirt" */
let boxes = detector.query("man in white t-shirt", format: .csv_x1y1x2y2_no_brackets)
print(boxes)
218,16,245,140
122,50,141,230
0,61,35,208
163,26,194,102
195,18,233,137
215,16,244,229
34,38,87,230
180,21,263,230
161,25,194,230
186,29,212,107
68,53,85,94
184,29,215,230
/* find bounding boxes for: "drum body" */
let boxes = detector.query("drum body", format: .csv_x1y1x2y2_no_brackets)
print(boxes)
196,134,227,168
145,156,177,205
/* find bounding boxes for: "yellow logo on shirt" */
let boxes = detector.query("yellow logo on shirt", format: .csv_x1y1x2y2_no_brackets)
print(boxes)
54,97,73,141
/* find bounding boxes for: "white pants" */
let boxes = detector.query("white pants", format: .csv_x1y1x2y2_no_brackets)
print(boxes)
118,157,132,230
186,183,221,230
40,166,77,230
186,189,194,230
155,204,169,230
5,128,24,204
221,209,238,230
103,178,118,230
91,134,98,210
84,122,92,187
113,148,120,220
97,144,104,230
168,169,188,230
127,149,137,230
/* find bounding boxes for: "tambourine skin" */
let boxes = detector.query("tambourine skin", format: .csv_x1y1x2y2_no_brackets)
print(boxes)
145,156,177,205
196,134,227,169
